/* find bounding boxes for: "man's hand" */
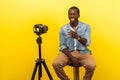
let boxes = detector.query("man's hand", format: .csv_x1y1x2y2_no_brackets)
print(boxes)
67,30,79,39
71,57,80,67
62,48,81,67
68,30,87,45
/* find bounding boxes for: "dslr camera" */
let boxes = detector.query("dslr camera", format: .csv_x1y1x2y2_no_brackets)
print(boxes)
33,24,48,35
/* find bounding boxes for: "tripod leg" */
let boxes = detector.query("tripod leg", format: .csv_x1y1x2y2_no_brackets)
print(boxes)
42,60,53,80
38,63,42,80
31,62,39,80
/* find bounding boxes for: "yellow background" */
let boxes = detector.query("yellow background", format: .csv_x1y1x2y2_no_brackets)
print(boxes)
0,0,120,80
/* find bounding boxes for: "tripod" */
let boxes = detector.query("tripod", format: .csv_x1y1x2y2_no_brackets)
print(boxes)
31,35,53,80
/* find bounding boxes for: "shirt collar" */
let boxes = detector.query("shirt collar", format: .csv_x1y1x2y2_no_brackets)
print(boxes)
67,21,82,30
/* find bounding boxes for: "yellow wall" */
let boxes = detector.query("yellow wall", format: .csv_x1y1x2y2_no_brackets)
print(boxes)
0,0,120,80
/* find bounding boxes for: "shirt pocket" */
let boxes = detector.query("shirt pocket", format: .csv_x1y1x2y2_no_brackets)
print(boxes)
77,30,85,37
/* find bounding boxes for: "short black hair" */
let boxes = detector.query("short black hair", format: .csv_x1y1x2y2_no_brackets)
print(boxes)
68,6,80,15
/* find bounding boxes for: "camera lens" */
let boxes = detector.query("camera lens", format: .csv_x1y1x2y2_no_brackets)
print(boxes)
42,25,48,33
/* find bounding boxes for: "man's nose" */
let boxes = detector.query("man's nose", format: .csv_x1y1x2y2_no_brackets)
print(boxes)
70,14,74,18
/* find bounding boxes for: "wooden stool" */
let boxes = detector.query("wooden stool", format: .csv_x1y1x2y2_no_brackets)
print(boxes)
69,64,81,80
73,67,79,80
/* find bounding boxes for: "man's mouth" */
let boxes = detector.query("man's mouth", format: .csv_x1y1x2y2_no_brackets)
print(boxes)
70,18,75,22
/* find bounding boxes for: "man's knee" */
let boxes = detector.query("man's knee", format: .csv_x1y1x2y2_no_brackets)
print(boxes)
86,63,96,71
52,61,57,68
52,60,60,68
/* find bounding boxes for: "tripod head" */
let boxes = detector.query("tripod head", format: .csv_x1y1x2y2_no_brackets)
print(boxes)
33,24,48,45
36,35,42,45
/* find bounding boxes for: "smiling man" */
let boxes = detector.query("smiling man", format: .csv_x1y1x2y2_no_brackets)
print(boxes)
52,6,96,80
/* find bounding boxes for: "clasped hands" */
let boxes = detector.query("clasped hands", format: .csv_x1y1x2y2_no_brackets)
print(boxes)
70,56,81,67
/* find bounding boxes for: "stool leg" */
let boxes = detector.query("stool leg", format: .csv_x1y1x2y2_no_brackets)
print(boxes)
73,67,79,80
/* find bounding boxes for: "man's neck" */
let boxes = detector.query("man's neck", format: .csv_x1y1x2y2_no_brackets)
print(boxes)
70,20,79,28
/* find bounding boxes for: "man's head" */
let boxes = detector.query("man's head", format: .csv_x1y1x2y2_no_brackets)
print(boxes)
68,6,80,24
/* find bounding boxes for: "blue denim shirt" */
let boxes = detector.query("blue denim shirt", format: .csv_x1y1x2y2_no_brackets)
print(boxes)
60,21,91,54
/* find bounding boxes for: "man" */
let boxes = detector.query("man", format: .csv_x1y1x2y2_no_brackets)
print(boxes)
52,6,96,80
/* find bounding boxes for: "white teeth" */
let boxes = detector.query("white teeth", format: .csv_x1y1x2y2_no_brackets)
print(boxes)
71,18,75,21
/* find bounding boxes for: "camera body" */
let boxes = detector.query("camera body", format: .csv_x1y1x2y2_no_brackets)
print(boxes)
33,24,48,35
